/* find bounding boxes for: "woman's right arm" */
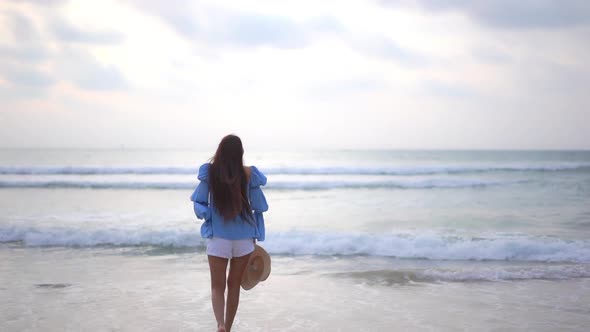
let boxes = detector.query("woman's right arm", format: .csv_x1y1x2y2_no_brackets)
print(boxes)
191,163,213,238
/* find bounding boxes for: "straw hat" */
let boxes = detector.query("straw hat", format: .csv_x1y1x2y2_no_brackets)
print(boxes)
241,245,271,290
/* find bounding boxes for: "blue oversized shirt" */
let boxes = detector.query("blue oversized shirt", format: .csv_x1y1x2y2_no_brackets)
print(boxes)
190,163,268,241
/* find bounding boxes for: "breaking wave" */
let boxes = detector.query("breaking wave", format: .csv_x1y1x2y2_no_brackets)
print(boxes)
2,226,589,263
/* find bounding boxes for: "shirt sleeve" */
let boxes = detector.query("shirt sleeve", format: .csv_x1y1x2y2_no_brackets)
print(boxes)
249,166,268,241
190,163,211,220
249,166,268,213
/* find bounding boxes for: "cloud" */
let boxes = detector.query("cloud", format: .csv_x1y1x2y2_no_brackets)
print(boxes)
51,19,124,44
56,50,128,91
420,79,478,99
4,6,123,45
306,15,346,34
0,64,55,87
0,11,51,66
0,62,54,100
132,0,199,38
462,0,590,29
3,10,39,41
209,12,309,48
381,0,590,29
0,48,129,100
358,36,428,66
7,0,65,5
0,11,53,98
0,45,50,63
135,3,343,49
0,9,127,94
0,85,47,101
471,47,512,64
516,59,590,95
307,77,387,99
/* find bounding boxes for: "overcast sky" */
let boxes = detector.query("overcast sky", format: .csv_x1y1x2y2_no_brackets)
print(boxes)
0,0,589,150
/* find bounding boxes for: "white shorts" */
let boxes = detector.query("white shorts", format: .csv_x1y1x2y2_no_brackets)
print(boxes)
206,237,255,259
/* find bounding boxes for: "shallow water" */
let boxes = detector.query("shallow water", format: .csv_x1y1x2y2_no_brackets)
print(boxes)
2,247,590,332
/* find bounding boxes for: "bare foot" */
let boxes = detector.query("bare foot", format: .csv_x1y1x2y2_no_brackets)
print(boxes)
217,324,226,332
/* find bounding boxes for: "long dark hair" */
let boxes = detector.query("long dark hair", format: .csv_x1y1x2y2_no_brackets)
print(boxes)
209,134,253,221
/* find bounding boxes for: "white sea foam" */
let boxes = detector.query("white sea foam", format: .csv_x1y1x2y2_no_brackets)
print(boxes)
0,225,205,247
2,226,589,263
1,163,589,176
264,231,590,263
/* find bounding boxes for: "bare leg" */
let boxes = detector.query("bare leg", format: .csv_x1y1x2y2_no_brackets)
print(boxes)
225,253,251,332
208,255,229,332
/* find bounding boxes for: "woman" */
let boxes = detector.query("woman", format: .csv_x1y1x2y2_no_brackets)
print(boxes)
191,134,268,332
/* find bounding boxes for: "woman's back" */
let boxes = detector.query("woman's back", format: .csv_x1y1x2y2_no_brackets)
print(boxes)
192,162,268,241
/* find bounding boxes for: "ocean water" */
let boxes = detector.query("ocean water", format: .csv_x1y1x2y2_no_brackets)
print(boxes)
1,149,590,331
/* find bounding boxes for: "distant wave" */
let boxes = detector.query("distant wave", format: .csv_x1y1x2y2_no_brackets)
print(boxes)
264,164,590,175
1,164,589,176
0,166,195,175
0,180,198,190
0,179,524,190
2,226,589,263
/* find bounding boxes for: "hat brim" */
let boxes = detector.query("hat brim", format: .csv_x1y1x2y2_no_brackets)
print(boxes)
241,245,271,290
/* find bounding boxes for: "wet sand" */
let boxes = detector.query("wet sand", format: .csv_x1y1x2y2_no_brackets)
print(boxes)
2,247,589,331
